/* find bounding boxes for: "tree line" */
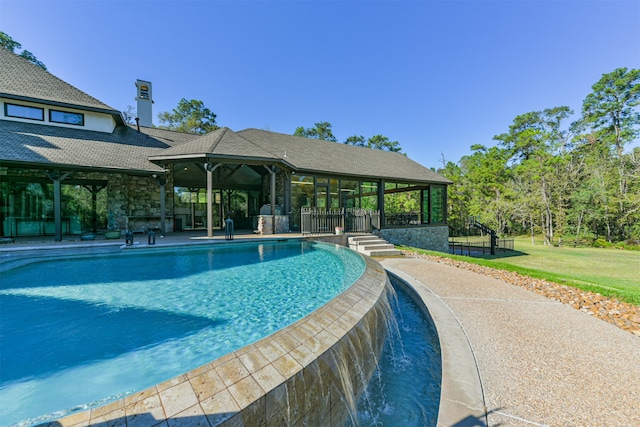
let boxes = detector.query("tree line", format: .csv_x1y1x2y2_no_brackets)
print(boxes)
439,68,639,245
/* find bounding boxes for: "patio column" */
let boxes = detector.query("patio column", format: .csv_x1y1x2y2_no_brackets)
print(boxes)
46,170,69,242
378,179,385,229
83,184,106,233
153,175,166,235
205,162,221,238
263,165,276,234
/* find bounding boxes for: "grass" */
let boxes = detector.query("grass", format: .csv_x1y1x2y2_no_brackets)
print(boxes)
398,235,640,306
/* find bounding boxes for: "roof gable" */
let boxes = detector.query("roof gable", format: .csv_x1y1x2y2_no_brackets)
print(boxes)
149,127,286,164
0,48,122,122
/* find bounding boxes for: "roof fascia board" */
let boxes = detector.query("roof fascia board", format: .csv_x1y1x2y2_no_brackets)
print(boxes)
292,167,451,185
149,154,295,170
0,160,164,176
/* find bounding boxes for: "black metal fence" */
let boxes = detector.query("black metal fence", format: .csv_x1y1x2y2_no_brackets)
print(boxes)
300,208,381,235
384,211,423,226
449,237,515,256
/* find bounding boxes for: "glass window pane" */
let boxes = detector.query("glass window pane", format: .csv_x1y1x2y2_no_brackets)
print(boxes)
330,179,339,209
360,181,378,210
291,174,315,231
5,103,44,121
422,189,430,224
341,180,360,209
431,185,445,224
50,110,84,126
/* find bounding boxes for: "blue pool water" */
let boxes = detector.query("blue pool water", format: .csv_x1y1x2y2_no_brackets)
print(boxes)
0,241,365,426
354,282,442,426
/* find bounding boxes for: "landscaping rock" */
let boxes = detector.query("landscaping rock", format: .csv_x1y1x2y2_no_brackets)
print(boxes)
402,251,640,337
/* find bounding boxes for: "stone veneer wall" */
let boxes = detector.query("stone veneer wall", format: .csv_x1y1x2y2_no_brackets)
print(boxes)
52,251,391,427
107,170,174,232
378,225,449,253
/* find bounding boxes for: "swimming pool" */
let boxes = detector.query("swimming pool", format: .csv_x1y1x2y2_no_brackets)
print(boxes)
0,240,365,426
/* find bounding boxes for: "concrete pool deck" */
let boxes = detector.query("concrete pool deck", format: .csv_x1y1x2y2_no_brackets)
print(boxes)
382,257,640,427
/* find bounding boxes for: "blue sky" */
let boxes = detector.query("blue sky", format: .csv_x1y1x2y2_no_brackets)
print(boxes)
1,0,638,168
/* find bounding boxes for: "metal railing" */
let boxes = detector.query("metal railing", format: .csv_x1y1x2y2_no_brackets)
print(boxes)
449,237,515,256
384,211,422,226
300,208,380,235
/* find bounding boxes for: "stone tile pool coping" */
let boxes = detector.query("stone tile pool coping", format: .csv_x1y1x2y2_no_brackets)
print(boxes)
20,239,391,426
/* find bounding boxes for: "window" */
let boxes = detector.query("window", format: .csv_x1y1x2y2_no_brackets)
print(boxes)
49,110,84,126
4,103,44,121
430,185,446,224
340,180,360,209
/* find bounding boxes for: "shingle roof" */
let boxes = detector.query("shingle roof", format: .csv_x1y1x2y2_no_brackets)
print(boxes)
0,47,121,118
152,127,450,184
239,129,451,184
0,120,173,173
132,125,201,147
149,127,287,163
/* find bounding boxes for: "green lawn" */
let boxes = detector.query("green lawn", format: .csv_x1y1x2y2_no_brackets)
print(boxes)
399,235,640,305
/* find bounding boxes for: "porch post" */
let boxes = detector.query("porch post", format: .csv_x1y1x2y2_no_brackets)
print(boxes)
378,179,385,229
47,170,69,242
263,165,277,234
204,162,221,238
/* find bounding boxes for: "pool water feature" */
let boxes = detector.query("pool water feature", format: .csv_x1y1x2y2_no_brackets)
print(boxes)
354,281,442,426
0,241,365,426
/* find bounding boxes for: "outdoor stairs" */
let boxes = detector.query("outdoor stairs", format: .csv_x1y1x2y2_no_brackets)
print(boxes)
348,234,403,257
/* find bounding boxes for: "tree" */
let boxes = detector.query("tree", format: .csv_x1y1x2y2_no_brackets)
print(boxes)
580,68,640,158
343,134,402,152
294,122,337,141
367,135,401,152
344,135,366,147
157,99,219,134
574,68,640,240
0,31,47,70
459,145,512,234
121,105,136,125
494,107,573,244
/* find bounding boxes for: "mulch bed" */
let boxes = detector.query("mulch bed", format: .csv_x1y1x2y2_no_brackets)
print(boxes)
402,251,640,337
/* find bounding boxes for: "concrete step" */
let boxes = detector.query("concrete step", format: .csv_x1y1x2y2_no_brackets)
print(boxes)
361,248,403,257
347,233,403,257
348,235,380,244
351,239,388,249
358,243,395,251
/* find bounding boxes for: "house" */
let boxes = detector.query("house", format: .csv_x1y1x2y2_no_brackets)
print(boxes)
0,47,452,251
